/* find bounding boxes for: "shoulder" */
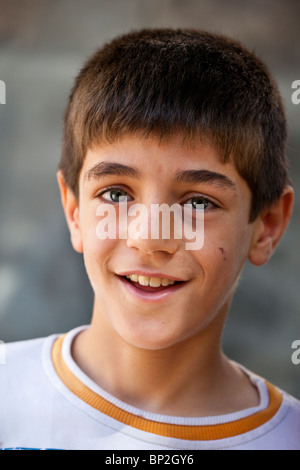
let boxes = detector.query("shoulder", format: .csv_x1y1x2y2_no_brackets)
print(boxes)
0,333,67,449
280,388,300,420
5,335,46,356
0,334,60,400
255,378,300,448
230,364,300,449
266,388,300,449
2,335,48,371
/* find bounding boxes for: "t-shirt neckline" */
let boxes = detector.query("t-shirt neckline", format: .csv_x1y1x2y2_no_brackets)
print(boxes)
49,325,283,441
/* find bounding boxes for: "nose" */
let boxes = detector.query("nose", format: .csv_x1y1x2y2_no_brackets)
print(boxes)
126,202,181,255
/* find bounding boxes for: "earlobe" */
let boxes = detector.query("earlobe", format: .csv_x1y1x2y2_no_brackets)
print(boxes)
248,186,294,266
57,170,83,254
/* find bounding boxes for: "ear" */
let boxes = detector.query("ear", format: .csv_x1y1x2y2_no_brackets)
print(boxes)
248,186,294,266
57,170,83,253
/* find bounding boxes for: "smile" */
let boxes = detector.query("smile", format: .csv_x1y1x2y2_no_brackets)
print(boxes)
117,273,187,303
125,274,176,287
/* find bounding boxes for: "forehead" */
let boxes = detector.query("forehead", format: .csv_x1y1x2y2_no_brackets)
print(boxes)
80,133,247,197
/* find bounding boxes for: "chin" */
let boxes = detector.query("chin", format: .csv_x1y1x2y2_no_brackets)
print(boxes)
115,319,195,351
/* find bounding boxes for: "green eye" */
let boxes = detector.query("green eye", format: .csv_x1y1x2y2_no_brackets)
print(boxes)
101,188,129,203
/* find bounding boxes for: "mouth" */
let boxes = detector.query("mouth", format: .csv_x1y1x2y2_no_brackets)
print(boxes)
116,273,187,302
124,273,183,290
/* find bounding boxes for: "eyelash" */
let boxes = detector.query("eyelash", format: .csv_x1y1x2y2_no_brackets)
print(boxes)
96,186,133,203
184,195,218,211
96,186,219,211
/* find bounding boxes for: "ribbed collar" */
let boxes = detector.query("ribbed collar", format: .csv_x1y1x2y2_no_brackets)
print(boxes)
51,331,283,441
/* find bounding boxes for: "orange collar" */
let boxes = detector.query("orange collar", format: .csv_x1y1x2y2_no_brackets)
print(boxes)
52,335,282,441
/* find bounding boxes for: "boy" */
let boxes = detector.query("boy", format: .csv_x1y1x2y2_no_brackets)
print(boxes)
0,28,299,450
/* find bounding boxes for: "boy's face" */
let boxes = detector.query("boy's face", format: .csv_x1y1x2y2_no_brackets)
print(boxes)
64,134,259,350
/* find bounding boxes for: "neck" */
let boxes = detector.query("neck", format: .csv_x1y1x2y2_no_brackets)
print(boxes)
71,302,259,417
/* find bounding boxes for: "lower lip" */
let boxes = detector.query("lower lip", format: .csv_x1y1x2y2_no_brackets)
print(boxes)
117,276,187,303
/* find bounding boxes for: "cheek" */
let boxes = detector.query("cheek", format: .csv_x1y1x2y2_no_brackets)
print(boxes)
80,214,117,287
81,207,116,255
203,215,251,261
193,225,248,288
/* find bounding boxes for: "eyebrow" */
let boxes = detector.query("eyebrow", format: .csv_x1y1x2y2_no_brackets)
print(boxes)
174,169,236,192
84,162,141,181
84,161,236,192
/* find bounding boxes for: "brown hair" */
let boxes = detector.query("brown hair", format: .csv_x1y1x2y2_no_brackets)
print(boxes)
59,28,290,222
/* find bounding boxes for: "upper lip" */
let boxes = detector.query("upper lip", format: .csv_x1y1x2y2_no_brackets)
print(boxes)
116,270,187,282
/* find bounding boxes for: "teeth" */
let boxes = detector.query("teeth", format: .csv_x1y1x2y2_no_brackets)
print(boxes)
126,274,176,287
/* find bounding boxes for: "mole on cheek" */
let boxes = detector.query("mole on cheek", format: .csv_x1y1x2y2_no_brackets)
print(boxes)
219,247,227,260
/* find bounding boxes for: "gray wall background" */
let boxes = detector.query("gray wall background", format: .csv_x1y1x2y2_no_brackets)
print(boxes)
0,0,299,399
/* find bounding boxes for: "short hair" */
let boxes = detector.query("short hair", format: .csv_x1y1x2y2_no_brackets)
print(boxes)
59,28,290,222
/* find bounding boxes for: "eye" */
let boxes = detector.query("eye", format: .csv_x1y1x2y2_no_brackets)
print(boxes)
184,196,217,211
98,187,131,203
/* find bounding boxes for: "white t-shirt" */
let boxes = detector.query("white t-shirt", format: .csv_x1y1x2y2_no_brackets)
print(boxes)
0,325,299,450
